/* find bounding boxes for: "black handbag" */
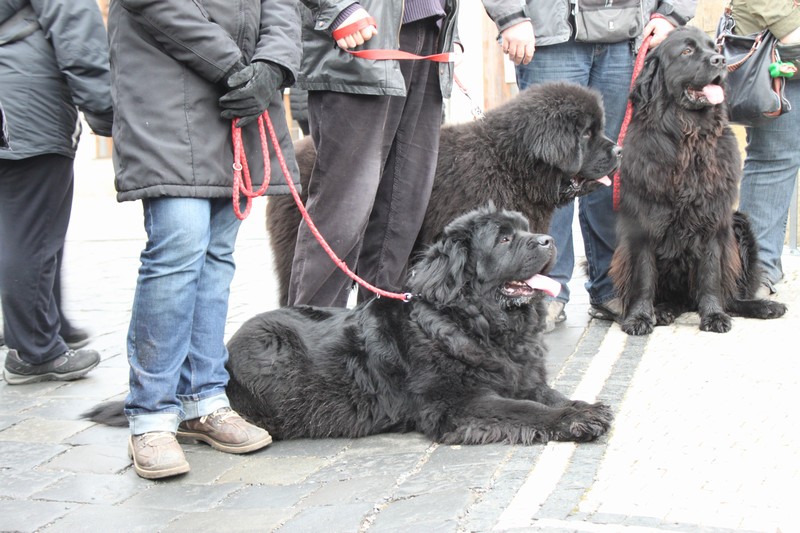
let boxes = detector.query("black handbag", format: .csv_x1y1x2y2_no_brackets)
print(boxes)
716,8,792,127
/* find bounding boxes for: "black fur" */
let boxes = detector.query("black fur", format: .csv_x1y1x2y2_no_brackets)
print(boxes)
267,82,621,306
610,26,787,335
224,206,612,443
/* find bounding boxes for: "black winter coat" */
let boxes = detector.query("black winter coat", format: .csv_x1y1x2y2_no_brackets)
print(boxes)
108,0,301,202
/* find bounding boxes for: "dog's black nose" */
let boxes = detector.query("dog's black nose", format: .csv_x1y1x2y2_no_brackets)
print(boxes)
710,54,725,68
536,235,553,247
612,145,622,158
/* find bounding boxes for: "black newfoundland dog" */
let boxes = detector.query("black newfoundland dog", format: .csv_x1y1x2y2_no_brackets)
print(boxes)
224,206,612,443
610,26,787,335
267,82,621,306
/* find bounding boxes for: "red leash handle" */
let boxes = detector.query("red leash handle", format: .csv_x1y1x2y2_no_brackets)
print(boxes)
613,33,652,211
231,116,271,220
231,112,412,302
332,16,377,42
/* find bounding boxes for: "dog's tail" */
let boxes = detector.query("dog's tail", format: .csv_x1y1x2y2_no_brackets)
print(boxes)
732,210,762,298
81,400,127,427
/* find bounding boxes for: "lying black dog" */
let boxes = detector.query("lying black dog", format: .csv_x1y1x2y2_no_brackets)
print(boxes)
610,26,787,335
225,205,612,443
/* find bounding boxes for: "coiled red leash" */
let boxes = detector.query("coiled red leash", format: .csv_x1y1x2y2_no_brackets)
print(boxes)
613,33,652,211
231,116,272,220
231,112,413,301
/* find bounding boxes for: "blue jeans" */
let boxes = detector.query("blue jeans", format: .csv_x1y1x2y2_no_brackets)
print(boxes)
738,79,800,289
125,197,242,435
516,40,634,306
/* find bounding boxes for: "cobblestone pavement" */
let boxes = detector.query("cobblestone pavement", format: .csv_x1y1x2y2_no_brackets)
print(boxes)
1,139,798,532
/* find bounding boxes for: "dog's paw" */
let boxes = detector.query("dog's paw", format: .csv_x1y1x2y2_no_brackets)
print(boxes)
654,307,676,326
757,300,787,319
556,402,614,442
621,314,655,336
700,311,731,333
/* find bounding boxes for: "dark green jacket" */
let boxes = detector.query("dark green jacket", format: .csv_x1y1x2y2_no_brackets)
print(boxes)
730,0,800,39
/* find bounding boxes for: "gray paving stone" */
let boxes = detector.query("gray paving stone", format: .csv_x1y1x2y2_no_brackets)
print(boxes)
265,437,352,458
307,451,423,484
38,503,180,533
222,482,320,509
161,509,292,533
301,475,398,507
345,432,433,456
40,443,131,475
0,416,94,444
0,499,77,533
277,502,374,533
31,472,149,505
0,440,69,470
217,455,330,485
368,489,474,531
120,481,243,512
0,469,69,499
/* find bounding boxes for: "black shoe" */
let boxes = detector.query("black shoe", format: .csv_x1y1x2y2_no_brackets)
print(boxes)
3,348,100,385
588,298,622,323
61,327,91,350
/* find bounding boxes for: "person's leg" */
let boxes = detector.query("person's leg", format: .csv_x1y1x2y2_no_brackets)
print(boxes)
125,197,223,433
581,41,634,311
0,155,72,362
54,247,90,349
178,198,241,418
287,91,391,307
514,41,594,327
357,19,443,302
738,80,800,292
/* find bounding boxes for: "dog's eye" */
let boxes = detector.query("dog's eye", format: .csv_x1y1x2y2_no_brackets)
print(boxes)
681,46,694,56
499,235,512,244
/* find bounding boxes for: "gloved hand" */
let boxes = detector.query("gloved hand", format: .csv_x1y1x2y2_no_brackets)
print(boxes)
220,61,285,127
84,109,114,137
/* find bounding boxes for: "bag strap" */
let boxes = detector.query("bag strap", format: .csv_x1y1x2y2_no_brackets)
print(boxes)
0,4,39,46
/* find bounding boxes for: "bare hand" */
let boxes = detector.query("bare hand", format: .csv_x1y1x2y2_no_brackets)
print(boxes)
644,17,676,48
500,21,536,65
335,8,378,50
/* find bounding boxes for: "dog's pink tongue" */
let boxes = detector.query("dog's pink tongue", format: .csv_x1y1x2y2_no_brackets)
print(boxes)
598,176,612,187
703,84,724,104
525,274,561,298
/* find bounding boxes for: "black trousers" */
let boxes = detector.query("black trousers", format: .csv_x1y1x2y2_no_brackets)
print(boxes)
0,154,73,363
287,19,444,307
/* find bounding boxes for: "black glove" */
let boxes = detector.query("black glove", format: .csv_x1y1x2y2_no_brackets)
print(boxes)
84,109,114,137
219,61,285,127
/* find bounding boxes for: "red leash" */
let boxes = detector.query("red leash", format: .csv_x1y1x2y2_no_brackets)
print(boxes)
230,26,465,301
231,112,413,302
613,34,652,211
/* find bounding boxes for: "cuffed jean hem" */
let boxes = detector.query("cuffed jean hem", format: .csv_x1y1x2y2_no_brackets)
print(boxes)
128,412,182,436
180,391,230,421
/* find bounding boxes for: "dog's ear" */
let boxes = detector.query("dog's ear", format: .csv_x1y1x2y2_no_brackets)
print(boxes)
407,236,470,305
630,52,663,108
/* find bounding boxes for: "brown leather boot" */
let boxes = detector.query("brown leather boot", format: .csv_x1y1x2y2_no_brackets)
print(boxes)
177,407,272,454
128,432,190,479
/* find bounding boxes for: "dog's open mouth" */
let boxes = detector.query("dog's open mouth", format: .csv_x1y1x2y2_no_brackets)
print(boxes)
502,274,560,298
569,175,612,193
685,82,724,106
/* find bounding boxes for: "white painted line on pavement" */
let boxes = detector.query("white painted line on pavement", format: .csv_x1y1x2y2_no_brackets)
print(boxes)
494,326,628,530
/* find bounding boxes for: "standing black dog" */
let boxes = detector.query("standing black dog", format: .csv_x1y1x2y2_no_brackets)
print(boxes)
267,82,621,306
225,206,612,443
610,26,787,335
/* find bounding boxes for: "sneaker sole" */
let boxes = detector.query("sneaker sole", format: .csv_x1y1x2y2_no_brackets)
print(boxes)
176,430,272,454
127,440,190,480
3,358,100,385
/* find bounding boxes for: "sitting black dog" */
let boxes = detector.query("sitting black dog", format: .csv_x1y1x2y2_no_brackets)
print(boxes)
225,205,612,444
